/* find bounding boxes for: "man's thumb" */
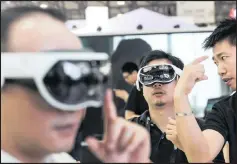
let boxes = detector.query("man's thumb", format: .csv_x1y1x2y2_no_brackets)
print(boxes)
86,137,105,161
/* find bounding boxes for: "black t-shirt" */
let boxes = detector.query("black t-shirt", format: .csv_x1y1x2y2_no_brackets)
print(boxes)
124,86,148,115
130,111,224,163
203,92,236,163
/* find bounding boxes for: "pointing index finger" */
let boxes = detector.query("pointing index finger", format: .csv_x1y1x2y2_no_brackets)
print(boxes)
192,56,209,65
104,89,117,122
103,89,117,136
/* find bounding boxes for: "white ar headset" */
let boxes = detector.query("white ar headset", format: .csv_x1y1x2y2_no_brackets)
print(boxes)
1,52,110,111
136,64,182,91
136,73,142,91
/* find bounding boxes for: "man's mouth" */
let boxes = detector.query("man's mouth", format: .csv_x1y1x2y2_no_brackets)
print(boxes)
53,122,78,135
54,123,75,130
223,78,233,86
153,91,165,96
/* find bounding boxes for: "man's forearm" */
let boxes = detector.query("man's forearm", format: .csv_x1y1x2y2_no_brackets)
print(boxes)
174,94,211,162
123,95,129,102
125,111,139,120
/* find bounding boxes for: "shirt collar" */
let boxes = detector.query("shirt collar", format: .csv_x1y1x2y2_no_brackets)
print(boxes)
1,150,76,163
230,91,236,96
1,150,20,163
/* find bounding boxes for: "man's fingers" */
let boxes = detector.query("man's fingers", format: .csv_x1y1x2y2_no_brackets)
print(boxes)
168,117,176,125
117,125,134,152
192,56,209,65
103,89,117,139
124,127,149,153
166,134,176,142
104,118,123,152
166,123,176,130
86,137,105,161
104,89,117,121
195,72,208,82
197,75,208,81
166,134,173,140
165,129,177,135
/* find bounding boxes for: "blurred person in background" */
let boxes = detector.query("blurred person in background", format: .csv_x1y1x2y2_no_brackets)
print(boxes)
111,39,151,117
1,6,151,163
114,61,148,119
123,58,149,120
130,50,224,163
121,62,138,86
173,18,236,163
114,62,138,102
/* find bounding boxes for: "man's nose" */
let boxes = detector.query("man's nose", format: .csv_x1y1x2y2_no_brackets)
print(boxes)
152,82,163,88
217,64,227,77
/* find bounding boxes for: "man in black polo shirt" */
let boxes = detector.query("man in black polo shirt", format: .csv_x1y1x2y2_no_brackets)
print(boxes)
129,50,224,163
114,62,139,103
116,61,148,120
173,18,236,163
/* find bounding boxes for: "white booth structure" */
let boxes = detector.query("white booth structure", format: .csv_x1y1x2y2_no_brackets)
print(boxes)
72,8,199,35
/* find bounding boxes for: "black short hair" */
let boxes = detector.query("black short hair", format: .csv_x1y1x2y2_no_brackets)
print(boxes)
203,18,236,49
140,50,184,70
121,62,138,74
1,6,66,52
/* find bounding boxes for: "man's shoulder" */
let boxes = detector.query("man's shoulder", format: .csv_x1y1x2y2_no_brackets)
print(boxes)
129,110,148,125
212,92,236,113
214,93,235,107
129,115,142,123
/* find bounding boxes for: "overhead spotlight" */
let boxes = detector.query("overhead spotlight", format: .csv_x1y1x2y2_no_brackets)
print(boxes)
173,24,180,28
40,4,48,9
117,1,125,5
5,1,11,4
97,26,102,32
72,25,77,29
137,24,143,30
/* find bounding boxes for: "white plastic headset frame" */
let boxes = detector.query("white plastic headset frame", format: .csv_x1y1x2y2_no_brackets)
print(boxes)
136,64,182,91
1,52,109,111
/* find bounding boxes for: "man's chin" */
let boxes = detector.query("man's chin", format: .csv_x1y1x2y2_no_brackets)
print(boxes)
47,135,76,153
50,142,74,153
153,101,166,107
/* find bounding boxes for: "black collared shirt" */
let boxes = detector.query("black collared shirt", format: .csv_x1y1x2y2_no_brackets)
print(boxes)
204,92,236,163
130,111,224,163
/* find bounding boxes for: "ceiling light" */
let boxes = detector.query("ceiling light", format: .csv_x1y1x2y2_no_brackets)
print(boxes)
117,1,125,5
40,4,48,9
5,1,11,4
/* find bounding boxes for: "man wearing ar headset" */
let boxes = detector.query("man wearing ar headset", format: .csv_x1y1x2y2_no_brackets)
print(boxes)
129,50,224,163
1,6,151,163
